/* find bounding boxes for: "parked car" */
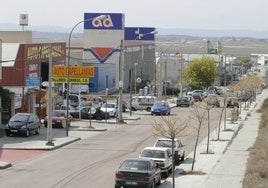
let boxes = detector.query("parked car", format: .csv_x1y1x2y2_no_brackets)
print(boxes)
187,89,204,96
177,96,194,107
207,94,220,107
5,113,40,137
226,97,239,108
126,96,158,111
153,138,185,164
115,158,161,188
191,93,203,102
139,146,172,177
100,102,117,117
44,110,72,128
70,106,109,120
151,101,171,116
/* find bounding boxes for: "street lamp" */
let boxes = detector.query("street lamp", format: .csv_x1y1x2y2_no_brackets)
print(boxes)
66,15,107,136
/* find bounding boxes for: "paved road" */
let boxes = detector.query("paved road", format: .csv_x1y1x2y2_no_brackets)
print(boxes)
0,105,231,188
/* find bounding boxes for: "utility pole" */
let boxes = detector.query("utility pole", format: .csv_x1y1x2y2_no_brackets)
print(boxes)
118,40,124,124
46,44,54,146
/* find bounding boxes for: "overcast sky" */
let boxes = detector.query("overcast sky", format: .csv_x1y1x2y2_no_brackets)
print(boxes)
0,0,267,31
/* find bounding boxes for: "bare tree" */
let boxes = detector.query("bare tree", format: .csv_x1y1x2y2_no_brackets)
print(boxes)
152,116,188,188
189,103,207,171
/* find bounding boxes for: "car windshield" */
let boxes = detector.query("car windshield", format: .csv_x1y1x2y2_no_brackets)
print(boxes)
154,101,165,107
141,150,165,159
120,160,149,171
52,111,65,117
155,140,174,148
103,103,116,108
10,114,28,122
179,97,188,100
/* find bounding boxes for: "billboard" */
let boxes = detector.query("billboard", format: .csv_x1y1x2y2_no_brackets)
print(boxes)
53,66,94,78
125,27,156,41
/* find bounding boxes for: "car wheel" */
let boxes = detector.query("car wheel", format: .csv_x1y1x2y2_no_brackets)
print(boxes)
5,131,11,137
25,129,30,137
181,153,185,161
156,175,161,185
146,107,151,112
35,127,40,134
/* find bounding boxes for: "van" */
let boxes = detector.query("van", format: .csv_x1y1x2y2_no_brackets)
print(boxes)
126,96,158,111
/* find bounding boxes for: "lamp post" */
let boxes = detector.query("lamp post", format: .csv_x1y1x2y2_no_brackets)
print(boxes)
66,15,107,136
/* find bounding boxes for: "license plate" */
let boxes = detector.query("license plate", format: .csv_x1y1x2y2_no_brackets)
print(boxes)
10,130,18,133
126,181,137,185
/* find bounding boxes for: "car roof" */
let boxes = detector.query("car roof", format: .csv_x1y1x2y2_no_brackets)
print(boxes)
124,157,153,162
156,138,180,142
15,112,33,116
142,146,170,151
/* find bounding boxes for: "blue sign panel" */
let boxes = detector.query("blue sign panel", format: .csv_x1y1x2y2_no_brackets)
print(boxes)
26,76,41,87
125,27,156,41
84,13,124,30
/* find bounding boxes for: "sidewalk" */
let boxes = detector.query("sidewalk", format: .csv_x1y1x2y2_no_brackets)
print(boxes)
161,89,267,188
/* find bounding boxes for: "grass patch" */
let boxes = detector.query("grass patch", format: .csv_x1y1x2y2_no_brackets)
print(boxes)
242,98,268,187
180,170,206,175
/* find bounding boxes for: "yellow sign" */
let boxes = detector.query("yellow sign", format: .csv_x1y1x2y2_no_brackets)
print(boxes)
52,77,89,84
53,66,94,77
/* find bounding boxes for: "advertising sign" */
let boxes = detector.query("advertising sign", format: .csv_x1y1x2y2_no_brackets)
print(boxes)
26,76,41,87
52,77,89,84
84,13,124,30
53,66,94,77
125,27,156,41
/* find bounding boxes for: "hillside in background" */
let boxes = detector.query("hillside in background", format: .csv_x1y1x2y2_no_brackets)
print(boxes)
1,23,267,57
1,23,268,39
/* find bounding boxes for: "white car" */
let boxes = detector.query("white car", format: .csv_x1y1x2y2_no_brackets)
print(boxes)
139,146,172,177
100,102,117,117
154,138,185,164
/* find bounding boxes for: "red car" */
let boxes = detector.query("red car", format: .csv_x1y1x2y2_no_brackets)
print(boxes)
191,93,203,102
44,110,72,128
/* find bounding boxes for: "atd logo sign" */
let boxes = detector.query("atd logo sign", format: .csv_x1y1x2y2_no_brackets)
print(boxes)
84,13,124,30
92,15,114,28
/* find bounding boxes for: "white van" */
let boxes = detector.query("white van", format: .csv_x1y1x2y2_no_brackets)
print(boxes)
126,96,158,111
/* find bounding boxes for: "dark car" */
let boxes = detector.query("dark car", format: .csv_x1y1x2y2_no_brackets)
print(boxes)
226,97,239,108
151,101,171,116
115,158,161,188
70,106,109,120
44,110,72,128
177,96,194,107
5,113,40,137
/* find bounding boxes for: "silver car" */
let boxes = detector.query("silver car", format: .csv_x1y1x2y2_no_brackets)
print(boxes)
139,146,172,178
154,138,185,164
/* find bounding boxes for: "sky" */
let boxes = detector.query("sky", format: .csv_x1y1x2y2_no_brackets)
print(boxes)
0,0,267,31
